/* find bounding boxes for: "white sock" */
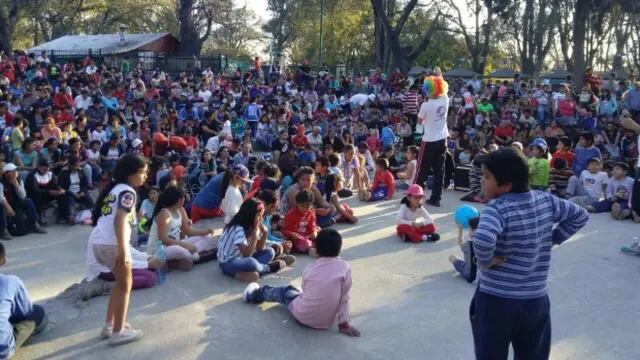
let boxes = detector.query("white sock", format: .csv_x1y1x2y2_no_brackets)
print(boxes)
421,235,428,241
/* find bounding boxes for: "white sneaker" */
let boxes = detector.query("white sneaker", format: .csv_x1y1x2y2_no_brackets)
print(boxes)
100,323,132,339
108,327,143,346
243,282,260,303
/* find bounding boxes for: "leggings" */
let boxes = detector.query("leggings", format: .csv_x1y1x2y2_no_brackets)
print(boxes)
396,223,436,243
99,269,157,289
164,236,217,263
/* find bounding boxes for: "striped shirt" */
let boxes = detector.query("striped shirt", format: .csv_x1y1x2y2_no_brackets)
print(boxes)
216,225,247,263
473,191,589,299
402,91,419,115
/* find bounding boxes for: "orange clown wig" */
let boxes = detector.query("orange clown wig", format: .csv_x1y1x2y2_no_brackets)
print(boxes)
423,76,448,98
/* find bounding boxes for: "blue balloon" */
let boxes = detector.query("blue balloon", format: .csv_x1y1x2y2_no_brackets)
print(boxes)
454,205,480,229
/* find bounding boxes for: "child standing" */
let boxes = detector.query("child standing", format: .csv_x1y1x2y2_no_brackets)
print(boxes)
364,158,395,201
0,243,48,359
283,190,320,255
449,217,479,283
243,228,361,337
590,162,634,219
395,184,440,243
396,145,418,189
220,164,251,224
89,154,147,346
470,148,588,359
528,138,550,191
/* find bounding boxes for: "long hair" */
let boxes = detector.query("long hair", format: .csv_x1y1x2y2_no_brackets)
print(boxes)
225,198,264,234
152,185,185,221
219,169,233,199
256,189,277,207
324,173,338,202
92,154,146,226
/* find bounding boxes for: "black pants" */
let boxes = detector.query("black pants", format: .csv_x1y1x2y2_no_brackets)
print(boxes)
13,304,47,351
470,290,551,360
415,139,446,202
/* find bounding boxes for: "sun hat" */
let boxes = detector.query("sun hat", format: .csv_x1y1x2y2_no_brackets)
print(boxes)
405,184,425,197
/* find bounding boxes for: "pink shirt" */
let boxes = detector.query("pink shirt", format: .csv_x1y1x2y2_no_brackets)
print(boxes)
288,257,352,329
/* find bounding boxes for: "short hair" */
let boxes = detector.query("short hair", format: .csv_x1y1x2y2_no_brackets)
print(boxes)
407,145,419,156
468,217,480,230
479,148,529,193
375,157,389,169
295,189,313,204
558,136,572,149
328,153,340,167
587,157,601,165
315,228,342,257
263,163,278,178
316,156,329,168
613,162,630,172
579,132,594,145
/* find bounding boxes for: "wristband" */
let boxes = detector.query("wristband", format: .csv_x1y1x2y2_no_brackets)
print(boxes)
338,322,350,330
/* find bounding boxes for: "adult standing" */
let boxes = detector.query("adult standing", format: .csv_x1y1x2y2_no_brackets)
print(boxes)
414,76,449,207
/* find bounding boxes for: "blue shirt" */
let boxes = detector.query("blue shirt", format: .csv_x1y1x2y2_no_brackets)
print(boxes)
193,172,224,209
573,146,601,175
0,274,35,359
243,103,261,122
473,191,588,299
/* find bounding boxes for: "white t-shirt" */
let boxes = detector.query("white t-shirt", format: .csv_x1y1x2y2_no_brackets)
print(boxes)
221,185,243,224
418,95,449,142
69,172,81,194
396,204,434,225
88,183,137,258
349,94,371,106
580,170,609,199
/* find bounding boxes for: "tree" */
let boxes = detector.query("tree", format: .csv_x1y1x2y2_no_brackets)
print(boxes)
0,0,39,54
208,5,263,57
263,0,296,56
176,0,231,56
371,0,443,73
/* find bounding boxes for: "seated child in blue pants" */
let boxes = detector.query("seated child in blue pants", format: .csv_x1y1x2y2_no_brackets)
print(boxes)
470,148,588,360
243,228,361,337
364,158,394,201
0,243,48,359
449,217,479,283
588,162,634,219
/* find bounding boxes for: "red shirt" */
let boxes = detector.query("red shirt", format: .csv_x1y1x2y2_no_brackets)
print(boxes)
551,150,575,169
283,207,317,237
371,170,395,198
292,134,308,149
53,93,73,109
493,125,514,140
55,112,73,125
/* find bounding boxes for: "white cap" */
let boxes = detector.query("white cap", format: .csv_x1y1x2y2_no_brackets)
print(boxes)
2,163,17,172
131,139,143,148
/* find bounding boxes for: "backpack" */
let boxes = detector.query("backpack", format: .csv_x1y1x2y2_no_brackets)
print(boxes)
8,212,30,236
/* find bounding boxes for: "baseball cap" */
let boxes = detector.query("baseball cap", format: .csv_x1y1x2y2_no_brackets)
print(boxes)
231,164,250,182
172,165,187,179
131,138,143,148
2,163,17,172
531,138,548,152
405,184,425,197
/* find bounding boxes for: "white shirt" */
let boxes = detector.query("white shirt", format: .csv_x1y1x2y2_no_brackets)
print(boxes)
306,133,323,148
198,89,212,103
396,204,434,225
221,185,243,224
205,136,221,153
580,170,609,199
69,172,81,194
418,95,449,142
74,95,91,110
349,94,371,106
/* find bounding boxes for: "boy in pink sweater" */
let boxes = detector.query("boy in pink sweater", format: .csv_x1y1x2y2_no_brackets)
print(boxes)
243,229,360,337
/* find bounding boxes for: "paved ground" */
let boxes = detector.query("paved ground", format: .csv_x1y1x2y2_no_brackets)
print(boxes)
6,189,640,360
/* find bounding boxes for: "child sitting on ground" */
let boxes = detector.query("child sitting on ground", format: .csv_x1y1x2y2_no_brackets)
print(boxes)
395,184,440,243
324,173,358,223
549,159,572,198
567,132,601,196
243,228,360,337
396,145,418,189
363,158,394,201
449,217,479,283
283,190,320,255
589,162,634,219
256,189,295,265
0,243,48,359
569,158,608,210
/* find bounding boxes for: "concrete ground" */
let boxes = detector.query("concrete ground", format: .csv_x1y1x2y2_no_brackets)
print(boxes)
6,189,640,360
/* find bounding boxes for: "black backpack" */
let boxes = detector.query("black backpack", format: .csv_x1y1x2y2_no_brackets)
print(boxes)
8,212,30,236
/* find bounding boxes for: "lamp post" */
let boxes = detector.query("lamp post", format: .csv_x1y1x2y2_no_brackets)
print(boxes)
318,0,325,67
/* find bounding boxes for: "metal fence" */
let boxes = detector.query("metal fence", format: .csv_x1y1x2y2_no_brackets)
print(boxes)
47,49,251,76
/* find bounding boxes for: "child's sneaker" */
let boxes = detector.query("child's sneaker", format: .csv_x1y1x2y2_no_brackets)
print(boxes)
276,254,296,266
243,282,260,303
108,327,143,346
268,260,286,273
425,233,440,242
611,203,621,219
100,323,132,339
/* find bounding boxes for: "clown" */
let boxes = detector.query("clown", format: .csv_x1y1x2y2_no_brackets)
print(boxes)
415,75,450,207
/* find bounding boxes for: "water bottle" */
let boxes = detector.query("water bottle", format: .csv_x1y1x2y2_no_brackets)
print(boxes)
155,245,167,285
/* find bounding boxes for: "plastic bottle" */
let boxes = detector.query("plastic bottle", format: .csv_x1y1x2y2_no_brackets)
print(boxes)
155,244,167,285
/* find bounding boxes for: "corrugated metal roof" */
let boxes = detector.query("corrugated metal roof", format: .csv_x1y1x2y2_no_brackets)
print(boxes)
29,33,171,54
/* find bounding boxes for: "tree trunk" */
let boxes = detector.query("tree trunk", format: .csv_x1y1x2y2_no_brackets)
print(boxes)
0,1,20,54
177,0,205,56
572,0,589,88
373,4,385,68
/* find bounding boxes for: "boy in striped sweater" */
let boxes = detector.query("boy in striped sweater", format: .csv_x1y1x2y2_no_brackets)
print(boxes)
471,148,589,360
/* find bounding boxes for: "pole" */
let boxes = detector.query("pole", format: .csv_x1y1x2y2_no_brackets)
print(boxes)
319,0,325,67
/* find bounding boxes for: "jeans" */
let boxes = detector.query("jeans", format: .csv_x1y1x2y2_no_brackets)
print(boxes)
219,248,275,276
370,186,389,201
13,304,47,353
537,103,548,126
0,197,39,231
252,285,302,306
470,290,551,360
592,198,628,213
248,121,258,139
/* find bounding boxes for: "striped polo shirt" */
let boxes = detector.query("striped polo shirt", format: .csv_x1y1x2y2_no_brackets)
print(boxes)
473,191,589,299
402,91,419,115
217,225,248,263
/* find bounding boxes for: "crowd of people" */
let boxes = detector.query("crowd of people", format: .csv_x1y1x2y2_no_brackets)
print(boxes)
0,47,635,358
